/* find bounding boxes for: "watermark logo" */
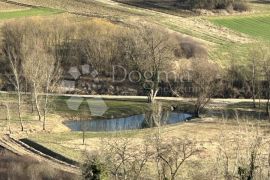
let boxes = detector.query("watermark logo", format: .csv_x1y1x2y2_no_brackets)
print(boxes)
62,65,108,116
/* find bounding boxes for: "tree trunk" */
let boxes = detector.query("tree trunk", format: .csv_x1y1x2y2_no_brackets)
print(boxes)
194,97,202,118
252,64,256,108
252,94,256,108
258,84,261,108
6,103,11,134
83,130,85,145
31,91,34,113
194,107,200,118
267,84,270,120
267,97,270,120
33,84,41,121
43,94,49,131
148,89,159,103
17,88,23,131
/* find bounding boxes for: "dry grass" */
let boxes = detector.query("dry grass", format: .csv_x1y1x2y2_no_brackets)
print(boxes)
27,117,270,179
28,117,270,158
0,146,79,180
0,2,28,11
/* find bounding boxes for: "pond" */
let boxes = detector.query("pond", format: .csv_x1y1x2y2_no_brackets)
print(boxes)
64,112,192,132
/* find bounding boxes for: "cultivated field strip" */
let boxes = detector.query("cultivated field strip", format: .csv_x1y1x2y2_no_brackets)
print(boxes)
0,7,62,20
210,15,270,41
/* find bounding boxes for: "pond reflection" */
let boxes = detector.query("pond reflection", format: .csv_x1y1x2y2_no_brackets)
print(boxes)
64,112,192,132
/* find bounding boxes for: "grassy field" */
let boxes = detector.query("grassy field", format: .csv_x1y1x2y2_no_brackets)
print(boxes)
0,94,153,123
209,15,270,41
52,96,151,119
1,92,268,163
27,118,270,165
0,7,62,20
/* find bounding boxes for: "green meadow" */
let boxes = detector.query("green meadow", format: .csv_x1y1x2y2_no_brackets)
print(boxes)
0,7,62,20
210,15,270,41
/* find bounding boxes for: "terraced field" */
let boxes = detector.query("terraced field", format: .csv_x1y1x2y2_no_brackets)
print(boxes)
0,7,62,20
209,15,270,41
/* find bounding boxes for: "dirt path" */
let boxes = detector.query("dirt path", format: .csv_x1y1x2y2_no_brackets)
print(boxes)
0,90,268,104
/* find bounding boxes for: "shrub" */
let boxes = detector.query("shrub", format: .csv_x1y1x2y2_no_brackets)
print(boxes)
233,0,250,12
179,37,208,59
82,154,108,180
176,0,249,11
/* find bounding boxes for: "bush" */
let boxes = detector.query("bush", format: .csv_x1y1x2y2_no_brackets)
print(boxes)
233,1,250,12
179,37,208,59
176,0,249,11
82,154,108,180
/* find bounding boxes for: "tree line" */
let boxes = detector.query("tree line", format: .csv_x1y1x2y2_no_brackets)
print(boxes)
0,17,269,133
116,0,250,12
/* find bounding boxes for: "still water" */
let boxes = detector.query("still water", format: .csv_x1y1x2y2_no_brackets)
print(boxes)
64,112,192,132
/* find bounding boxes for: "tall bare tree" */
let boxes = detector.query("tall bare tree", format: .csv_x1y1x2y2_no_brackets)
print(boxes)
247,44,266,108
2,22,24,131
22,38,46,122
124,26,176,103
261,45,270,119
248,48,260,108
191,59,219,117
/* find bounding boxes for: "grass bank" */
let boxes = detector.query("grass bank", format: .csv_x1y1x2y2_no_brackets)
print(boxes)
0,7,63,20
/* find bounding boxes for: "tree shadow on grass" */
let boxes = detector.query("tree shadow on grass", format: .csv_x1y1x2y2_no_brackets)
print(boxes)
250,0,270,4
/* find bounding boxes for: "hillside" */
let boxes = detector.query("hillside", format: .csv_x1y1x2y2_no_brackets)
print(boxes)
2,0,269,67
0,0,261,66
1,1,270,179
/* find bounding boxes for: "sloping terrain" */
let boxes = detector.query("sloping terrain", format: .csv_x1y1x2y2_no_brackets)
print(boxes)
0,7,61,20
6,0,250,45
3,0,254,67
0,1,27,10
0,135,80,175
210,14,270,41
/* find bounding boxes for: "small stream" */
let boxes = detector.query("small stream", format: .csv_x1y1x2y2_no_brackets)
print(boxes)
64,112,192,132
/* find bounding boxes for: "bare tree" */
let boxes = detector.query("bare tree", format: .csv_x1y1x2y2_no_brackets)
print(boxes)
191,59,219,117
78,21,121,75
124,26,176,103
247,47,262,108
100,136,153,180
19,20,62,129
102,137,133,180
22,38,47,122
2,22,24,131
263,62,270,119
253,43,270,119
42,49,61,131
79,104,91,145
151,135,201,180
144,102,164,129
